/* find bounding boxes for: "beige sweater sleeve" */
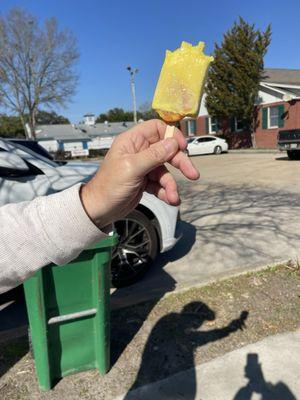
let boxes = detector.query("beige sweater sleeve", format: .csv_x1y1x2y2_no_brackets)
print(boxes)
0,184,110,294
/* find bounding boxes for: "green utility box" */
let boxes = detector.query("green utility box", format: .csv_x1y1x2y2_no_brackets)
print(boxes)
23,235,117,391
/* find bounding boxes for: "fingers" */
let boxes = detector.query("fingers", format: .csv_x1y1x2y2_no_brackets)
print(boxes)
133,138,179,176
124,119,187,151
148,165,180,205
169,151,200,180
146,181,180,205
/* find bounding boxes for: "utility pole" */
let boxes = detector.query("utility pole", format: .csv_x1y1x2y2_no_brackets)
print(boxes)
127,66,138,123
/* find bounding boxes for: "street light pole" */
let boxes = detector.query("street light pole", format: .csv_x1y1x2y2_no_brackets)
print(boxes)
127,66,138,124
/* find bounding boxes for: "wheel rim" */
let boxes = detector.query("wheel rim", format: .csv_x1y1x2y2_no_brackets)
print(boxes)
111,218,152,283
216,146,221,154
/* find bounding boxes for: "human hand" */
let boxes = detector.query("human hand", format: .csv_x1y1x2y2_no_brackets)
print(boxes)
228,311,249,332
80,119,199,228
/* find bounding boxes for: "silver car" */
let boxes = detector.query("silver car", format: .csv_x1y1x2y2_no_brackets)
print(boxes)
0,139,181,287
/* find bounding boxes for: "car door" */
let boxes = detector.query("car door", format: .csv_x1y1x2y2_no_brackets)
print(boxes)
193,137,207,155
203,137,217,154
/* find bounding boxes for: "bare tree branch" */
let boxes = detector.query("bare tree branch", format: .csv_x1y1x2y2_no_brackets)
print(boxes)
0,8,79,138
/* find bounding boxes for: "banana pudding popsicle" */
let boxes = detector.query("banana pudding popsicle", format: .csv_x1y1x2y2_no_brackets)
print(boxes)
152,41,213,138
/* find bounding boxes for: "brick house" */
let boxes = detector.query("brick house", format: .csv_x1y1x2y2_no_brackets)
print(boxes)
180,68,300,148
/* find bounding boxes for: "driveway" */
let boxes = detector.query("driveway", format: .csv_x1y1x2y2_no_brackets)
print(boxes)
112,153,300,308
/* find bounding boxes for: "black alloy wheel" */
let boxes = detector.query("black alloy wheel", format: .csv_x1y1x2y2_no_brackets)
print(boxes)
214,145,222,155
111,209,158,288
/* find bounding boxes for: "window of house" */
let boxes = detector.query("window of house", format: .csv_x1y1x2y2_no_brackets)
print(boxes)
185,119,197,136
268,106,279,128
235,118,244,132
209,117,218,133
262,105,284,129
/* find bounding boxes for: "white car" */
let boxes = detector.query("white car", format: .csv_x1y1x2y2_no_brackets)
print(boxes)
187,135,228,156
0,139,181,287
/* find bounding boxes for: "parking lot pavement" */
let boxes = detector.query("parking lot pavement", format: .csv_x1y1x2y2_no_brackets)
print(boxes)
112,153,300,308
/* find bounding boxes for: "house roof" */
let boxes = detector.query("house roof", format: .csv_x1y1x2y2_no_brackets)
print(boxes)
36,124,89,141
262,68,300,86
36,121,137,141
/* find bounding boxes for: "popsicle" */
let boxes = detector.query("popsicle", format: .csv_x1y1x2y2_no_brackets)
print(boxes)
152,41,213,134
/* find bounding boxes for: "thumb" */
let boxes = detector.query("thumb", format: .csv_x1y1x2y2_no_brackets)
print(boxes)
134,138,179,176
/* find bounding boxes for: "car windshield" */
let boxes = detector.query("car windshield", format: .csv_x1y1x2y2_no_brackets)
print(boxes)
187,138,195,143
9,141,60,168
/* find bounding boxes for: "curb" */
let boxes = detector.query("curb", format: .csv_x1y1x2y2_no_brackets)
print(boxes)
111,258,292,310
228,149,281,154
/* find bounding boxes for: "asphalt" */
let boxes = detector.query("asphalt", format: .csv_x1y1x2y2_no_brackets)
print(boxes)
115,329,300,400
2,152,300,331
112,153,300,308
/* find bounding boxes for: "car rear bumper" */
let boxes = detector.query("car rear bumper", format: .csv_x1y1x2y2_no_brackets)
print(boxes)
161,219,183,253
278,142,300,151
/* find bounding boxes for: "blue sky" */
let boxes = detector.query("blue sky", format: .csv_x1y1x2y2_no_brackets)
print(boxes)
1,0,300,122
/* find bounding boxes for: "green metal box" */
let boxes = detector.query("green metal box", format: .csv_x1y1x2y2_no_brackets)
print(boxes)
23,235,117,391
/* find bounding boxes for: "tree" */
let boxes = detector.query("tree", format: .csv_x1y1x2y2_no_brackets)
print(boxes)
96,105,159,123
138,102,159,120
36,110,70,125
206,17,271,147
0,114,25,138
0,8,79,138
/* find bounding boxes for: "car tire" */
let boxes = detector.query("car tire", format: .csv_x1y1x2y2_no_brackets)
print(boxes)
214,145,222,155
287,150,300,160
111,209,158,288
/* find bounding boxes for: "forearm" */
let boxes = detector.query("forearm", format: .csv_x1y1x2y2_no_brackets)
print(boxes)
0,184,109,294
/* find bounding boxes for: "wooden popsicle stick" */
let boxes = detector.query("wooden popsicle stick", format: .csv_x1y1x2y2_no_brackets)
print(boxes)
164,125,175,139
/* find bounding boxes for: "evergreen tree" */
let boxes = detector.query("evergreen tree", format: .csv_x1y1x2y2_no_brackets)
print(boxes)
35,110,70,125
206,17,271,146
96,106,158,123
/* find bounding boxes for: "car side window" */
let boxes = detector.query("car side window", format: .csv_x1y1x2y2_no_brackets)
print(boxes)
196,138,205,143
0,147,44,179
204,137,216,142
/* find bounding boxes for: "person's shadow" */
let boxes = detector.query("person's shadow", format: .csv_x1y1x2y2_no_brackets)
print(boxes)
110,221,196,367
124,301,248,399
234,353,297,400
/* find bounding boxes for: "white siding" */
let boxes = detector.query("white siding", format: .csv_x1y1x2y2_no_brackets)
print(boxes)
63,141,84,151
198,93,208,116
198,86,283,118
257,88,283,105
88,137,114,150
38,140,58,153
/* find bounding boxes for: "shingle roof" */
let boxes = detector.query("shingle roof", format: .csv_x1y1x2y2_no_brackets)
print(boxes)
262,68,300,86
36,124,88,141
36,121,136,141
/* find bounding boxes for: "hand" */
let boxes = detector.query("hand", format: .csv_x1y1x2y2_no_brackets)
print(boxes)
228,311,249,332
80,119,199,228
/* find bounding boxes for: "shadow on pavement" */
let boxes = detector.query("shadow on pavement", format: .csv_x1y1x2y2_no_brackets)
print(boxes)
233,353,297,400
275,156,298,161
123,301,248,399
178,180,300,266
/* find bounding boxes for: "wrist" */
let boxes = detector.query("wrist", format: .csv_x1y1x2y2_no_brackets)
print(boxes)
79,183,111,229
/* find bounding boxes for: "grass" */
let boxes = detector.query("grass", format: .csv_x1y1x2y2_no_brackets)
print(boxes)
0,262,299,400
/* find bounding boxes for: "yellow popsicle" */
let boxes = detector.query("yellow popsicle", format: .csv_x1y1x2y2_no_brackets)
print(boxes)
152,41,213,123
